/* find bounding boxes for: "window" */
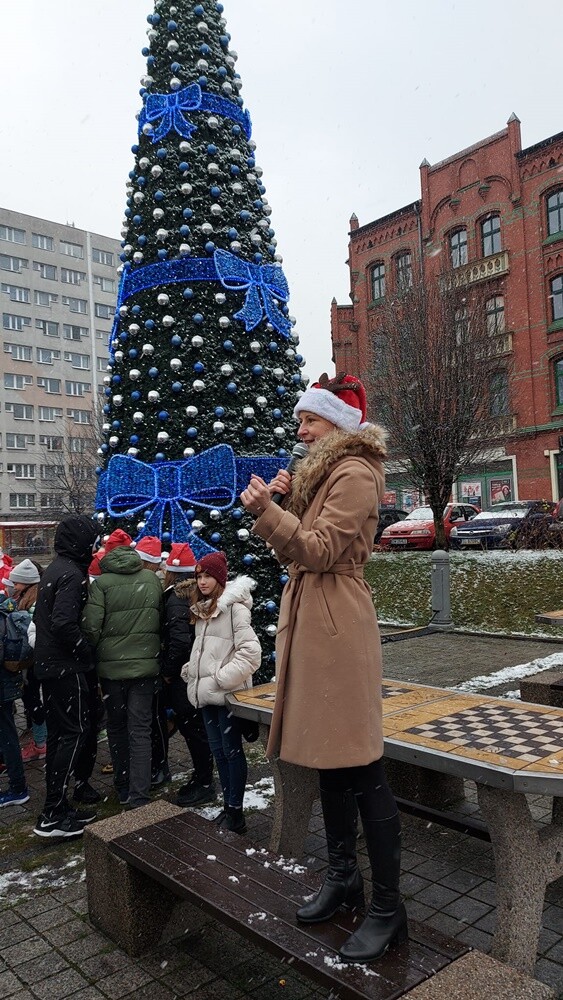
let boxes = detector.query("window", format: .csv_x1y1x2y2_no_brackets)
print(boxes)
5,402,34,420
35,319,59,337
0,225,25,244
0,254,28,273
547,190,563,237
94,275,116,293
92,248,114,266
555,358,563,408
33,261,58,281
62,296,87,314
4,343,32,362
486,295,505,336
64,351,90,370
6,434,34,449
449,229,468,268
96,329,108,341
396,252,412,290
65,380,91,396
370,263,385,302
454,306,469,344
34,289,58,306
32,233,54,251
95,302,113,319
41,494,62,509
37,377,61,394
39,435,63,451
67,407,92,424
4,374,32,390
1,283,30,303
481,214,501,257
69,437,86,454
3,313,31,331
97,356,108,372
41,464,64,479
37,348,61,365
7,464,36,479
550,275,563,322
489,371,510,416
63,324,88,341
60,240,84,259
10,494,36,509
39,406,63,421
61,268,86,285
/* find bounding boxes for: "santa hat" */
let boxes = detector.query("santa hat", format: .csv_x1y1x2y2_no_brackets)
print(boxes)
165,542,197,574
88,549,105,578
294,372,368,431
9,559,40,585
195,551,228,589
135,536,162,564
104,529,134,554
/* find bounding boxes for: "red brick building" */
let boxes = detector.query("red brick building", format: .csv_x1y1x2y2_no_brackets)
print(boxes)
331,115,563,507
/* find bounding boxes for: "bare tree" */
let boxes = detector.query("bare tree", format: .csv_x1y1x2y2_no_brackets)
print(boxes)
39,403,104,517
367,274,512,547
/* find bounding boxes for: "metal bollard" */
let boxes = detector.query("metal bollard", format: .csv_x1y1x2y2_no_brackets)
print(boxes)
430,550,453,630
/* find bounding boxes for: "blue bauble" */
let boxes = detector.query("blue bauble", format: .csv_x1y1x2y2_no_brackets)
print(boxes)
205,241,215,253
130,434,139,444
222,340,233,351
217,66,227,78
207,144,217,155
179,161,190,172
179,225,190,237
277,448,288,458
193,313,204,325
210,185,221,197
186,427,198,439
295,354,303,363
133,215,142,226
171,382,183,393
280,573,289,586
167,19,178,30
186,509,195,521
265,601,277,613
158,410,169,421
210,533,222,545
171,61,181,73
193,361,205,373
216,2,224,11
183,287,194,298
253,200,263,210
147,55,156,67
103,404,111,414
119,332,128,342
226,382,237,393
137,176,146,187
119,251,128,261
112,375,121,384
269,342,278,352
158,249,168,260
198,76,208,87
101,443,109,453
95,466,103,476
215,406,225,417
244,427,256,438
228,228,238,240
276,386,287,396
247,157,256,168
138,235,147,246
231,508,243,521
171,334,182,346
292,374,301,384
183,208,193,219
132,305,141,315
231,124,241,135
141,46,150,56
239,210,251,222
199,43,211,55
194,4,205,15
156,148,167,159
230,165,240,176
272,408,282,419
219,34,229,46
155,453,166,462
252,365,263,376
144,319,155,330
154,190,165,202
112,420,121,430
131,390,141,401
128,349,138,359
162,531,172,544
253,253,263,264
243,554,254,566
148,367,159,378
269,652,276,664
130,144,139,153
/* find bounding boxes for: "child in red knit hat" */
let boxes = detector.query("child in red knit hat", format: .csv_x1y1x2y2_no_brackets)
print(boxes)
181,551,261,834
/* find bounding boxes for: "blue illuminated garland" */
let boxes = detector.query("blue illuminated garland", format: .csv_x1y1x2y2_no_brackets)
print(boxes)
138,83,252,142
96,445,284,558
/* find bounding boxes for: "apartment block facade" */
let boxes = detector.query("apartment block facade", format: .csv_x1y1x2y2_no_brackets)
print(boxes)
0,208,120,539
331,116,563,508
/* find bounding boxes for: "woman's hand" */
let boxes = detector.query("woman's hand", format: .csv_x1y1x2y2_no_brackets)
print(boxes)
267,469,291,498
240,474,274,516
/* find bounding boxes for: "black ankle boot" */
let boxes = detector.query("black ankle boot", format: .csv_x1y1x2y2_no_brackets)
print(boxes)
297,788,364,924
339,813,408,962
225,806,247,835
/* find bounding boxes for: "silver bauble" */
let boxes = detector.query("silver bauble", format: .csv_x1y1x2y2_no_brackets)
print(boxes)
273,426,286,438
229,148,242,161
119,305,129,317
127,447,139,457
185,405,198,418
152,207,165,221
156,228,169,242
170,358,182,371
129,369,141,380
231,182,243,194
151,164,163,178
213,421,225,434
102,422,111,433
162,315,175,327
133,411,144,424
243,406,255,419
191,335,204,348
201,222,213,235
196,21,209,33
256,396,267,408
167,39,179,52
237,529,250,542
250,341,261,353
109,436,119,447
215,293,226,304
142,343,155,355
273,368,284,380
157,431,169,444
179,141,191,153
230,241,241,252
181,182,192,194
128,323,140,335
207,116,219,129
209,509,221,521
191,520,204,533
133,252,144,264
220,364,233,376
196,58,209,71
210,203,222,216
96,512,106,523
207,163,219,175
133,192,144,204
114,350,124,362
183,447,195,458
139,157,150,170
179,244,191,256
170,77,181,91
113,395,123,407
147,390,160,403
218,316,230,328
157,293,170,306
103,375,111,386
192,379,205,392
266,624,278,637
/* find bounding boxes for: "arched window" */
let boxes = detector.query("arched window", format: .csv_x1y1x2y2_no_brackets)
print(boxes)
449,228,467,269
486,295,505,336
481,214,501,257
547,190,563,236
370,262,385,302
554,357,563,407
395,251,412,290
550,274,563,322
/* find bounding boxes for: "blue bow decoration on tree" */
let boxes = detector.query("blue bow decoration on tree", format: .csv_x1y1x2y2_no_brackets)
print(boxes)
104,446,237,557
214,249,292,338
139,83,203,142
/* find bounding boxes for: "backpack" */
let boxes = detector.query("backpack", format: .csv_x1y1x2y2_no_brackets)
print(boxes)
0,605,33,673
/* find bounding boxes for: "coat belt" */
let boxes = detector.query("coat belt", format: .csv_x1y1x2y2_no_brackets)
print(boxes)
288,563,365,580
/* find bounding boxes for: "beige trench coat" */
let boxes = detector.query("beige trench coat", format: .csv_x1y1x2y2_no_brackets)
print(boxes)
252,426,387,769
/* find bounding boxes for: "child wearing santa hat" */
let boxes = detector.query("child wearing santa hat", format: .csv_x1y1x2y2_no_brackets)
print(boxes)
181,551,261,834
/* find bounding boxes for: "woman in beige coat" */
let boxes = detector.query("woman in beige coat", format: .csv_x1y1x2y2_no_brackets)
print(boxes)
241,373,406,963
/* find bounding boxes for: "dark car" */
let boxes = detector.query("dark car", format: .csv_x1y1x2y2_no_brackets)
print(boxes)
374,507,408,545
450,500,553,550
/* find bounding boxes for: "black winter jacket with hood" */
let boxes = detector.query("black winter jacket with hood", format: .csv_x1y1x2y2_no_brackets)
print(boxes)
33,515,99,681
162,578,196,680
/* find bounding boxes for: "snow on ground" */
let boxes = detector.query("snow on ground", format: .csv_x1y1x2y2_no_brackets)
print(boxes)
452,651,563,693
0,856,84,901
197,776,274,822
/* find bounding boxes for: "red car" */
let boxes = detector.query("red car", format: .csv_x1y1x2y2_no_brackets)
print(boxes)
379,502,480,551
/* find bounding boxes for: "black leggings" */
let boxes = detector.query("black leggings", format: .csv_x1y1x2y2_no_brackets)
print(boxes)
319,759,398,823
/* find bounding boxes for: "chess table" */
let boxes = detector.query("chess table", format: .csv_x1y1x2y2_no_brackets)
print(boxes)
535,608,563,626
226,679,563,975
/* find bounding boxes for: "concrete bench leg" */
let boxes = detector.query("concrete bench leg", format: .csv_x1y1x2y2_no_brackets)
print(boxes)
268,753,318,858
385,759,464,808
84,801,206,957
476,784,563,975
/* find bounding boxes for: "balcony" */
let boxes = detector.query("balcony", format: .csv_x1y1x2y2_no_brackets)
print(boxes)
448,250,510,288
486,414,517,437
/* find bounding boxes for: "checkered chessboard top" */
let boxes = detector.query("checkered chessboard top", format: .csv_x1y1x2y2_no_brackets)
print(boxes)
405,703,563,763
382,684,414,699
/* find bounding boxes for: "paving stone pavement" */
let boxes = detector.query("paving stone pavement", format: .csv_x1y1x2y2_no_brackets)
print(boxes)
2,631,563,998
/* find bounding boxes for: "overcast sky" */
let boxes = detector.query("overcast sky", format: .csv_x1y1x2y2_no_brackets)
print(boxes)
1,1,561,378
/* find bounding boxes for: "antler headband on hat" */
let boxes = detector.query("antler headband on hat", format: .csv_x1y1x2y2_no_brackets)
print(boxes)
293,371,368,431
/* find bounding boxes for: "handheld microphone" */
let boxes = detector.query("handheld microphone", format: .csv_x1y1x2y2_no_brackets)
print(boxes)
271,442,309,505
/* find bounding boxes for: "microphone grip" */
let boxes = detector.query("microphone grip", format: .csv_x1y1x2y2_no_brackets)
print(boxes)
271,490,287,506
270,455,300,507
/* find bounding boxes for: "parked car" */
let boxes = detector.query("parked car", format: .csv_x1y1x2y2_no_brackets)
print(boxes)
374,507,408,545
450,500,555,550
379,503,480,551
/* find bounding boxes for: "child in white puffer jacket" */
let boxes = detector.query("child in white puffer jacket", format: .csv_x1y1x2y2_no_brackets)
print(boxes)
181,551,261,834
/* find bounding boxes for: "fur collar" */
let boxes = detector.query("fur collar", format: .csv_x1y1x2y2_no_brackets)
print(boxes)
287,424,387,519
191,575,256,619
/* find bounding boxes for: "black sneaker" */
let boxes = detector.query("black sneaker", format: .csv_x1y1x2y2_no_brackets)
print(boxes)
73,781,102,805
151,766,172,788
177,779,216,807
33,813,84,839
69,807,97,825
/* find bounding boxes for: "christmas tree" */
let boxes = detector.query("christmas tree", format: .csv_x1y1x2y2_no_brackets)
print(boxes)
96,0,307,677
